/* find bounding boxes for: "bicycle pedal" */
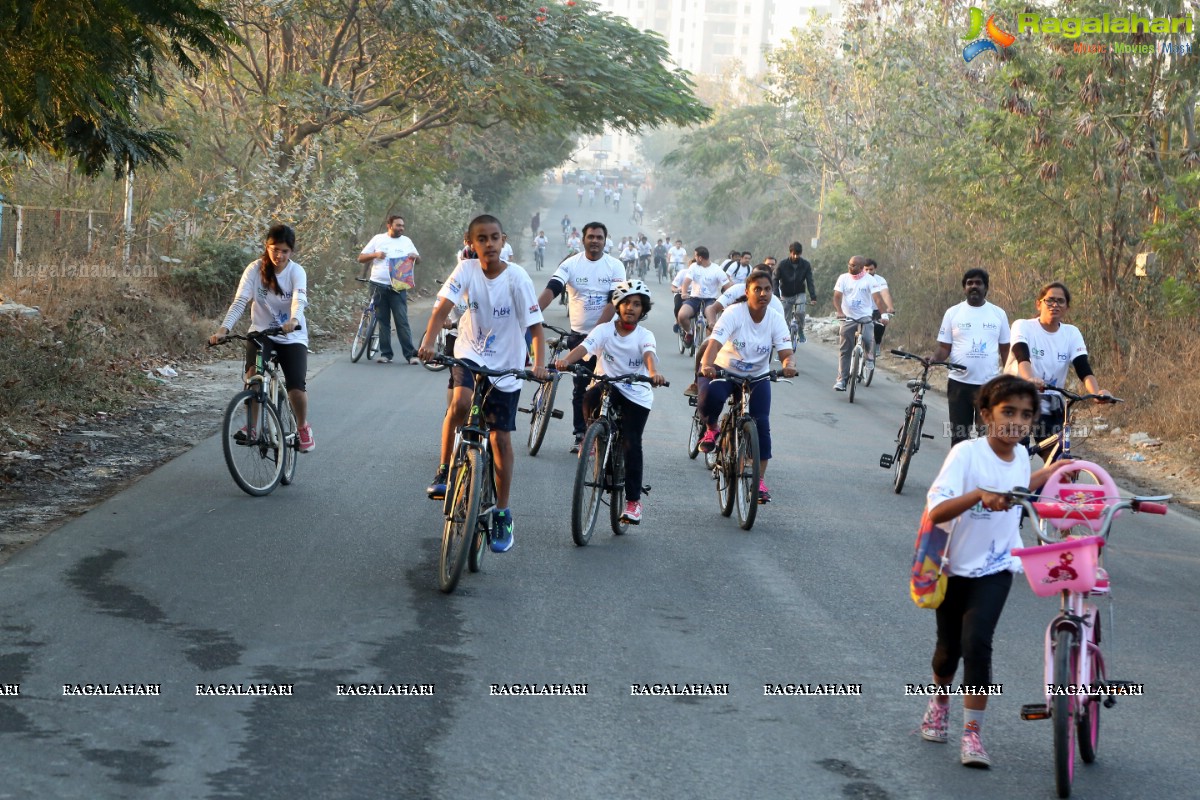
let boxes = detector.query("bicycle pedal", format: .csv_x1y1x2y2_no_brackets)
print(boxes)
879,454,893,468
1020,703,1050,720
687,396,698,407
551,410,564,419
518,406,532,414
641,485,651,494
922,433,934,440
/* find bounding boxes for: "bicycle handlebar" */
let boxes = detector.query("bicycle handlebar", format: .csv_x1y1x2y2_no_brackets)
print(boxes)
433,354,544,382
709,368,792,385
889,350,966,372
1039,387,1124,405
544,324,572,338
564,364,669,387
208,326,298,347
981,485,1170,541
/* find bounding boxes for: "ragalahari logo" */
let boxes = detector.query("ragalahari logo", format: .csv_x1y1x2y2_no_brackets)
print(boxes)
963,7,1016,61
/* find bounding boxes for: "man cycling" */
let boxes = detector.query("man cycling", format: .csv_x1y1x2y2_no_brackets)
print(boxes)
832,255,886,391
537,221,628,453
676,246,732,348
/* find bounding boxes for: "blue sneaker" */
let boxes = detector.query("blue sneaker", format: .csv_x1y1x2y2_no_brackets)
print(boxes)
427,466,448,500
491,509,514,553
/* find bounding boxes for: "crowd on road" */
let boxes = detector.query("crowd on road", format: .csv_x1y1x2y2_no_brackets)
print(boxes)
210,204,1116,774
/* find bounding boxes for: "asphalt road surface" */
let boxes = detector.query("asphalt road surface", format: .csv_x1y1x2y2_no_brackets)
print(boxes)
2,186,1198,799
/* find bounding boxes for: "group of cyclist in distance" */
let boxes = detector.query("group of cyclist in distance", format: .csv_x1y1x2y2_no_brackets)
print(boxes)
210,210,1116,772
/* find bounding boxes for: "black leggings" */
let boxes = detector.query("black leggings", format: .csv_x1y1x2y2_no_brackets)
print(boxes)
932,571,1013,689
582,387,650,501
244,339,307,392
946,378,980,447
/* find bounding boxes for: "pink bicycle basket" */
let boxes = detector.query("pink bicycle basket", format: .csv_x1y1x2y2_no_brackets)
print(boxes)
1012,535,1104,597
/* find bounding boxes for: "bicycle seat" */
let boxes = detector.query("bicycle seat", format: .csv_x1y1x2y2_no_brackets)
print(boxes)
1038,460,1121,533
906,379,928,391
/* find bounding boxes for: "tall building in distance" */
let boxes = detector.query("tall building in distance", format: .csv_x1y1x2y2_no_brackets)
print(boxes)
580,0,839,169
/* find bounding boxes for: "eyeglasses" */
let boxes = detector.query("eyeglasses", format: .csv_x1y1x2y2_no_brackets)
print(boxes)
1041,297,1067,306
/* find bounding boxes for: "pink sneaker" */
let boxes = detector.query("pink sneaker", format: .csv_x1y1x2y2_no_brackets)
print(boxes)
920,700,949,743
961,730,992,768
621,500,643,524
297,424,316,453
698,429,718,453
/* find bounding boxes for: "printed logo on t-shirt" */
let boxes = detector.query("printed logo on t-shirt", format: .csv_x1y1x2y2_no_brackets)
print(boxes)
528,303,539,314
982,321,998,331
448,278,462,294
493,306,512,318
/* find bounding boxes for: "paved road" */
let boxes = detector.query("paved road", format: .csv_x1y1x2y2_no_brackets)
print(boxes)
2,187,1198,798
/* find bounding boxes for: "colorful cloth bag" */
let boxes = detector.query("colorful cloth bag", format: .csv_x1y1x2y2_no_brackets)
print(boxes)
910,508,953,609
389,254,416,291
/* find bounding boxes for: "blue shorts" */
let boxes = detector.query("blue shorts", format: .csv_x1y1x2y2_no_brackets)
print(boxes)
449,364,520,432
682,297,713,314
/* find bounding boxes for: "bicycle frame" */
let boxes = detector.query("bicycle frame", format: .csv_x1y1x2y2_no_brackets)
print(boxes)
1034,389,1123,465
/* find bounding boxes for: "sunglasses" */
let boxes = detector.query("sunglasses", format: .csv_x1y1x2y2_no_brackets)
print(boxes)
1041,297,1067,306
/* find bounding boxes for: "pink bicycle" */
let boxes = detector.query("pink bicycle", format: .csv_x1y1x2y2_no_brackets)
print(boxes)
994,461,1169,798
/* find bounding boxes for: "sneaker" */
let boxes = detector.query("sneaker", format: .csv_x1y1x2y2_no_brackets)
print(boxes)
961,730,992,768
833,380,846,391
297,424,316,453
233,426,256,444
570,435,583,455
758,480,771,504
673,323,680,333
685,333,694,347
376,356,393,364
407,357,420,365
621,500,643,524
698,430,718,453
427,467,448,500
684,382,698,398
491,509,514,552
797,331,807,344
920,701,949,743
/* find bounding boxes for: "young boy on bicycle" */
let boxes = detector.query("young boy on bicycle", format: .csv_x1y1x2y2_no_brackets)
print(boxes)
419,215,548,553
554,280,666,524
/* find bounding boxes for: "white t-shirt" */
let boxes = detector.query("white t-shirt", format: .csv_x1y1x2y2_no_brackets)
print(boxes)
668,246,687,266
709,302,792,378
716,284,785,318
834,272,879,320
581,321,657,409
360,233,419,287
534,235,548,251
937,301,1011,385
221,260,309,347
438,260,544,392
1004,318,1088,391
551,252,628,332
566,234,582,252
619,245,637,262
671,267,690,293
685,263,728,299
867,274,888,310
927,438,1032,578
724,261,752,281
500,242,513,263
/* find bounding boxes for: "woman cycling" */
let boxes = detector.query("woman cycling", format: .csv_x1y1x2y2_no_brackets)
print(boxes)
1003,281,1109,445
696,268,797,503
209,224,314,452
918,375,1072,768
555,280,666,524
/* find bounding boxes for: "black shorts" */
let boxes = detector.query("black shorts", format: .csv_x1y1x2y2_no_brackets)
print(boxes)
245,338,307,392
449,363,520,432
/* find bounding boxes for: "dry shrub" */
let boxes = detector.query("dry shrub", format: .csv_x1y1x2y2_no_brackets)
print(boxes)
0,273,208,447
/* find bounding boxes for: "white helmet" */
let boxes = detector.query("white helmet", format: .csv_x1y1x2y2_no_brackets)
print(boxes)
611,280,652,319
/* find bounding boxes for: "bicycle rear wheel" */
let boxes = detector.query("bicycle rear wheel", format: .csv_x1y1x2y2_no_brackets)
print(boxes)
350,310,373,362
1078,641,1103,764
734,418,761,530
277,386,298,486
1053,628,1076,798
609,445,628,536
526,375,558,456
687,412,703,460
571,421,608,546
439,447,481,593
222,390,285,496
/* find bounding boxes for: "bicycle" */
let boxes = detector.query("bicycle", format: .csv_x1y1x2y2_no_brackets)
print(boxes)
686,394,718,469
676,299,711,357
432,355,542,593
706,369,791,530
421,325,450,373
350,278,381,363
209,326,300,496
569,368,667,545
842,317,874,401
879,350,966,494
520,323,571,456
992,466,1169,798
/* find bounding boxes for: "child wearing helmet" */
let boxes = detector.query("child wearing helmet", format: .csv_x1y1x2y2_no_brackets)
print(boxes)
555,280,667,524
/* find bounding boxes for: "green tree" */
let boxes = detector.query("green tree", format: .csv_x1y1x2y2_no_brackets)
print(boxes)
0,0,232,174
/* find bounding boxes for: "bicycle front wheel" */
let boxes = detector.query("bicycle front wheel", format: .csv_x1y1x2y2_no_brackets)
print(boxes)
1053,628,1077,798
847,351,860,403
863,356,875,387
893,407,923,494
350,310,373,362
526,375,558,456
439,447,482,593
717,425,735,518
571,421,609,546
423,329,448,372
687,412,703,460
468,457,495,574
222,390,285,496
277,386,298,486
734,418,761,530
1078,641,1103,764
